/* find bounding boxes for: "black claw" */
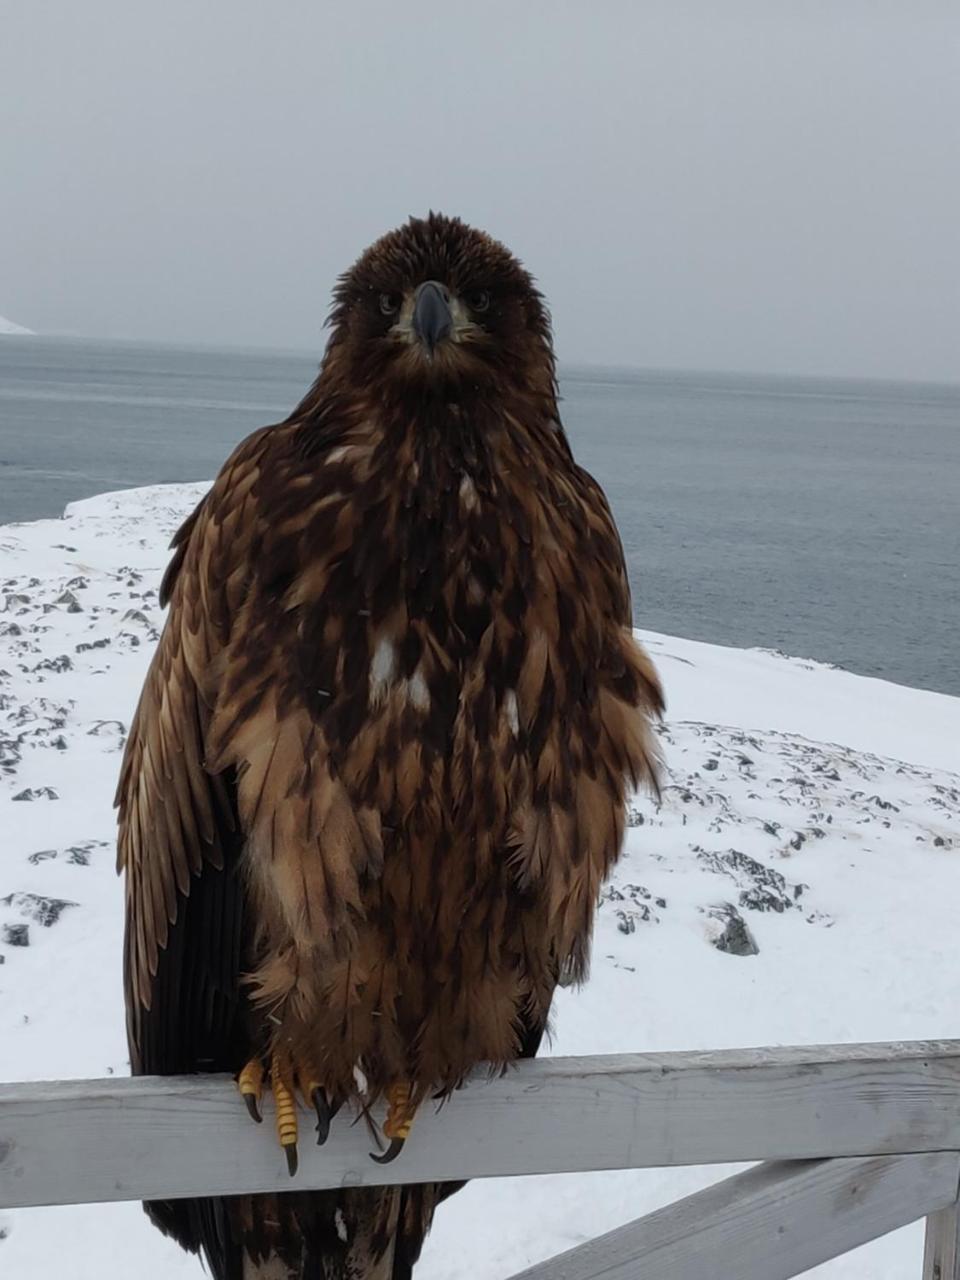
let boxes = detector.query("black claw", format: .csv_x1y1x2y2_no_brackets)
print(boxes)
370,1137,405,1165
284,1143,299,1177
312,1087,331,1145
241,1092,262,1124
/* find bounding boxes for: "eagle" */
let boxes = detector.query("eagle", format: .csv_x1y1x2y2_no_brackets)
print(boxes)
116,213,663,1279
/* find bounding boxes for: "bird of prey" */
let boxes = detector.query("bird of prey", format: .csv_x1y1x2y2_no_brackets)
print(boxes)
116,212,663,1279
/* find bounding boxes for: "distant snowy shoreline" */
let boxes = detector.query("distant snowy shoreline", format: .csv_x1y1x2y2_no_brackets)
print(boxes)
0,313,34,336
1,482,958,1278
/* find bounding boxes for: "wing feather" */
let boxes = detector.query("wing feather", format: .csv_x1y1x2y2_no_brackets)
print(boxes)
117,427,276,1044
117,428,281,1266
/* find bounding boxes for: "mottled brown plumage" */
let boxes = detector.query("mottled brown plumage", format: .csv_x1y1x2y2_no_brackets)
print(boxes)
117,213,663,1278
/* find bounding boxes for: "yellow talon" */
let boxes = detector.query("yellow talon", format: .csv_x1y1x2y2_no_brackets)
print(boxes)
383,1083,415,1140
272,1057,299,1176
370,1082,417,1164
237,1058,264,1123
238,1052,335,1172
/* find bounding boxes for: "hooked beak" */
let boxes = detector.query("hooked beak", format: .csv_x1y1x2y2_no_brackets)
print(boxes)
412,281,453,353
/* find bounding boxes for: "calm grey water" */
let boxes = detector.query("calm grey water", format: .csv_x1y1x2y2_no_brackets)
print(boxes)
1,337,957,695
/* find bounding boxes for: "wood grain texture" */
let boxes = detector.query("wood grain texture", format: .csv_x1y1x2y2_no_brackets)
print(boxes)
924,1203,960,1280
510,1155,960,1280
2,1041,960,1209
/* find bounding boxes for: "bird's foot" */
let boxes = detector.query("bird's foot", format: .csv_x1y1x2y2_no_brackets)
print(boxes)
237,1052,338,1177
370,1082,417,1165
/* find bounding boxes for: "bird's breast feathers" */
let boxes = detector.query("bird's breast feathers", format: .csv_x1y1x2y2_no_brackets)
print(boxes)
145,405,662,1089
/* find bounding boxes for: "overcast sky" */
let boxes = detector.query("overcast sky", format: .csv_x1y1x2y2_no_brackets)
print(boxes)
2,1,957,380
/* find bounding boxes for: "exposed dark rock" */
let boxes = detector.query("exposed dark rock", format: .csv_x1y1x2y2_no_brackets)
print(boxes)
1,893,77,927
866,794,900,812
12,787,59,801
87,718,125,739
26,849,58,865
66,840,108,866
707,904,759,957
75,637,110,653
2,923,30,947
31,655,73,674
55,590,83,612
601,881,664,927
0,739,21,774
697,848,805,915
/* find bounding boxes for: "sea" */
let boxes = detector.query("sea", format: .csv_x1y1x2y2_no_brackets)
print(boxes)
1,336,957,696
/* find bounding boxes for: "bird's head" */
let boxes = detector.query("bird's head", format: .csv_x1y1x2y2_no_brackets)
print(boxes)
324,213,556,407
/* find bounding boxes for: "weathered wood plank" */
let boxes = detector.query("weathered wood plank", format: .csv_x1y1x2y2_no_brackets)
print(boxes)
510,1154,960,1280
924,1202,960,1280
2,1041,960,1208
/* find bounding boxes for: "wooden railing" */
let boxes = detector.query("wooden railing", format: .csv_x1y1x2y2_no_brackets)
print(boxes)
2,1041,959,1278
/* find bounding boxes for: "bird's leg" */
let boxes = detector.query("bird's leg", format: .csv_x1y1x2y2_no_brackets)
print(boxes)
237,1057,265,1123
370,1082,417,1165
271,1052,299,1176
236,1049,335,1178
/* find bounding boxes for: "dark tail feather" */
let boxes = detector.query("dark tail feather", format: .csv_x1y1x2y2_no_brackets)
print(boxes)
157,1185,440,1280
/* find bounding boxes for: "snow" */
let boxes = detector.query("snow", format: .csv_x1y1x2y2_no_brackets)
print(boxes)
1,481,959,1278
0,314,35,336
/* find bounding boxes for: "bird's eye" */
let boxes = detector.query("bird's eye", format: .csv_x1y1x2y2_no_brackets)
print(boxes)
467,289,491,313
379,292,402,316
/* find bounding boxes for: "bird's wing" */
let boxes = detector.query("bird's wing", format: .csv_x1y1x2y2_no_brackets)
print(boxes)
116,425,276,1074
507,455,664,989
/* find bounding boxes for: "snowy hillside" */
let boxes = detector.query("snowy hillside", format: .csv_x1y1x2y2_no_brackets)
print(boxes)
1,483,958,1279
0,313,34,336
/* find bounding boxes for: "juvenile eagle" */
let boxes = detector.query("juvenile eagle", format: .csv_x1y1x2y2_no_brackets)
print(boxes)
117,213,663,1279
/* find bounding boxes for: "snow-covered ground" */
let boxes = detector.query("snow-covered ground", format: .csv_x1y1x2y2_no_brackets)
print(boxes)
1,483,958,1278
0,314,34,336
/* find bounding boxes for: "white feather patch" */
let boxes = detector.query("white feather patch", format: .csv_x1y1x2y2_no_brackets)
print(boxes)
504,689,520,735
407,667,430,711
369,637,396,706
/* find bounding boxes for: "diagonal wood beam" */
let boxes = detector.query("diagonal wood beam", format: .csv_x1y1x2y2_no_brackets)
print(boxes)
509,1154,960,1280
